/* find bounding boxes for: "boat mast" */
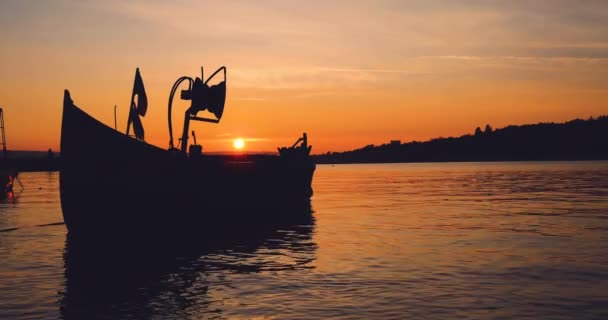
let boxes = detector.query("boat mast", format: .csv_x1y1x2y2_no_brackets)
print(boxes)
0,108,6,159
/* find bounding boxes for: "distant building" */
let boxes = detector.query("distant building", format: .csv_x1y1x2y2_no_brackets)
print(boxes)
390,140,401,146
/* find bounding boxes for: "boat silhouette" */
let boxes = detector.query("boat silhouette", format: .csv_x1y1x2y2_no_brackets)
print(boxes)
59,67,316,239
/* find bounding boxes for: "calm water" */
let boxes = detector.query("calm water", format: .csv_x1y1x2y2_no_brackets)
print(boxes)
1,162,608,319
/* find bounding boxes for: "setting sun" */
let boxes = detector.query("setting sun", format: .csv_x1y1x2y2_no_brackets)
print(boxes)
233,138,245,150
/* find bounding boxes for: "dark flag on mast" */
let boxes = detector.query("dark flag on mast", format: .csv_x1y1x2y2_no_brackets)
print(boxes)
126,68,147,140
133,68,147,116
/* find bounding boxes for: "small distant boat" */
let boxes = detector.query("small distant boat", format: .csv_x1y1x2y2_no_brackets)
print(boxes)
60,67,316,238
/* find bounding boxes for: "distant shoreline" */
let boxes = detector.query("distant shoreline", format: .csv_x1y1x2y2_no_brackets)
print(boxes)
6,115,608,170
1,157,59,172
313,116,608,165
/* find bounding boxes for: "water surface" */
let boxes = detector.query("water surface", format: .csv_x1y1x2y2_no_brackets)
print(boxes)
1,162,608,319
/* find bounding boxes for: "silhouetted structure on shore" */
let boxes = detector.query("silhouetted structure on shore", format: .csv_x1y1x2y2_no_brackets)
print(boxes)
1,153,60,172
315,116,608,164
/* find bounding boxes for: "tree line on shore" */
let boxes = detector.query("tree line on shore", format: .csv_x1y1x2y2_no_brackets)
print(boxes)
314,116,608,164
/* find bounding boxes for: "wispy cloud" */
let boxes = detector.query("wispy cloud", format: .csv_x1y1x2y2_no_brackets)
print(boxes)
212,137,271,142
317,68,415,74
231,97,268,102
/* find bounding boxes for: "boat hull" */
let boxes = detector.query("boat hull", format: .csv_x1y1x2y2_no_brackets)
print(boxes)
60,91,315,238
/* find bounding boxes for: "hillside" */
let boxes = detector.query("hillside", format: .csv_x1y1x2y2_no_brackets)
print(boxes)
314,116,608,164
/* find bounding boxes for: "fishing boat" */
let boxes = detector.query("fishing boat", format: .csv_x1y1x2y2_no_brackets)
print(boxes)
60,67,316,239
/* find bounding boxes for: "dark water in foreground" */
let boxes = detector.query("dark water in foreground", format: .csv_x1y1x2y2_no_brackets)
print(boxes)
1,162,608,319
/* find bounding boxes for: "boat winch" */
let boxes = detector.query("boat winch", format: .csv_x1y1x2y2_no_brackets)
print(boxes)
167,67,227,154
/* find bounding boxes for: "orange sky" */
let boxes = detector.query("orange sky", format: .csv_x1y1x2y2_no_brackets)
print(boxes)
0,1,607,154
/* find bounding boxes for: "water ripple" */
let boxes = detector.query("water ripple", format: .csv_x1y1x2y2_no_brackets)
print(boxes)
1,163,608,319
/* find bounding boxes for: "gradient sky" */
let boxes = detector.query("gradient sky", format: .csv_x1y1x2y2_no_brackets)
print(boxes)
1,0,607,153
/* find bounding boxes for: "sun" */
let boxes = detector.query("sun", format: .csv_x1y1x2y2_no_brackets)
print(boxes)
233,138,245,150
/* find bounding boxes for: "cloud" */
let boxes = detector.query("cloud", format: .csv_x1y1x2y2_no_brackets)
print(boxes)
230,97,268,102
229,67,382,89
212,137,271,142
